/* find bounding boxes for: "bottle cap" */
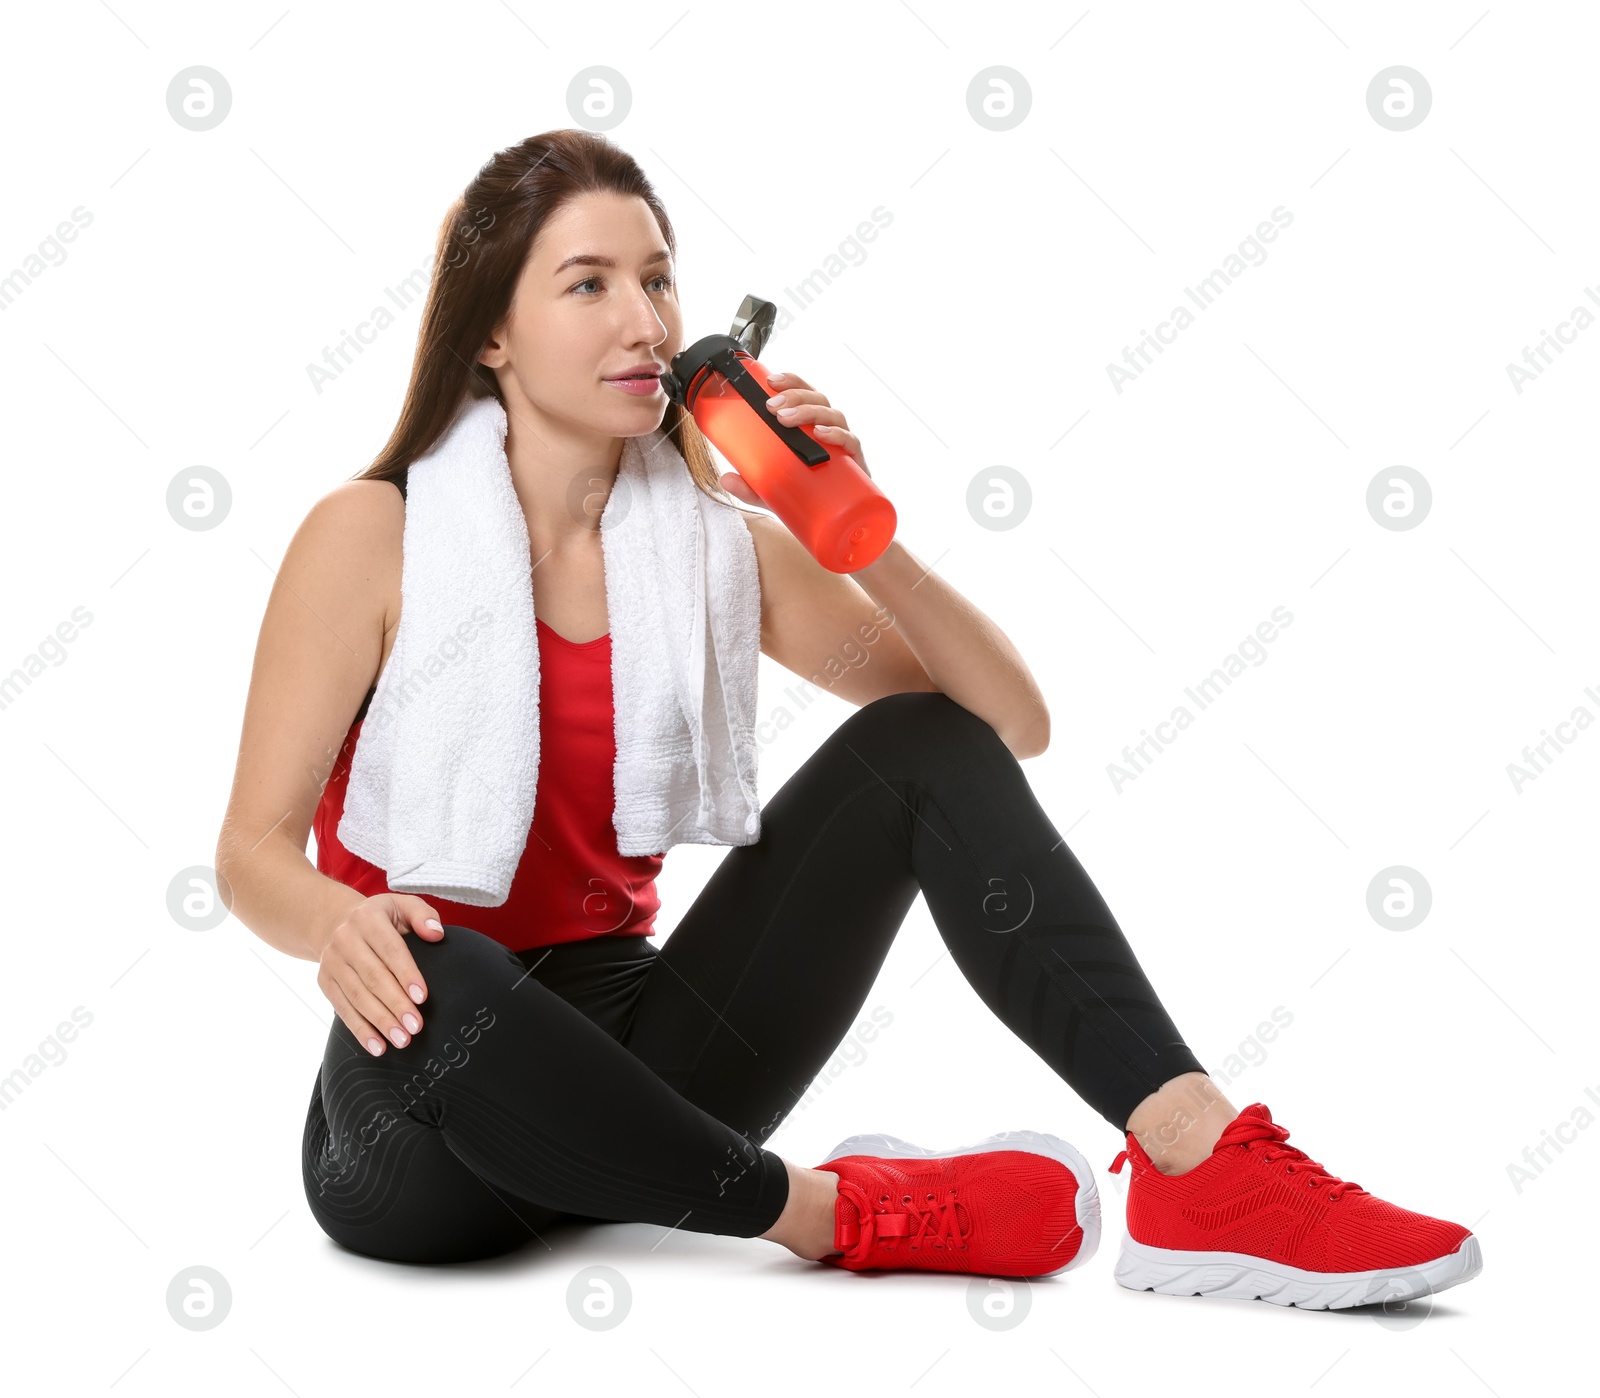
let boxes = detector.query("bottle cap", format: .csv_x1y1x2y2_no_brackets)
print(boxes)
662,294,828,467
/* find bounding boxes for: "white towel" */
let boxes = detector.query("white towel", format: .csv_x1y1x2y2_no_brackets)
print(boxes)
336,389,763,907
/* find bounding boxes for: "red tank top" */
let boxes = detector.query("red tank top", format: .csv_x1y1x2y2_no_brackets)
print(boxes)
312,616,663,951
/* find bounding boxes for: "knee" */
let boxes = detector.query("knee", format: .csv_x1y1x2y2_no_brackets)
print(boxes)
843,690,1008,761
407,924,524,1017
856,688,990,731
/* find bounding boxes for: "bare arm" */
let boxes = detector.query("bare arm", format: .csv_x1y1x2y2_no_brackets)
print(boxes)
848,538,1050,758
744,511,937,702
744,512,1049,758
213,481,402,963
215,479,450,1059
731,369,1050,758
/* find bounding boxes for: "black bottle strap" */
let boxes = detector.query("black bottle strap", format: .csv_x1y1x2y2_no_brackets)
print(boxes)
708,345,830,467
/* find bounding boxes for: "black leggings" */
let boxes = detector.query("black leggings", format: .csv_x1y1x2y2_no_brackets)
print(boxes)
301,691,1208,1263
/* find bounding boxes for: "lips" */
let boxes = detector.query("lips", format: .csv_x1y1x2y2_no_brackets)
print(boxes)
603,370,663,397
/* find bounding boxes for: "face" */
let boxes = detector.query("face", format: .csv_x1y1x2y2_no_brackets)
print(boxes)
478,191,682,442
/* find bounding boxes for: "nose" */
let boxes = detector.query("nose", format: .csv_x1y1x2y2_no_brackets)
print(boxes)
618,285,669,350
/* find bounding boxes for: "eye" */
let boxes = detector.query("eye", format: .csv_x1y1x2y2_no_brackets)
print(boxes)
571,272,676,296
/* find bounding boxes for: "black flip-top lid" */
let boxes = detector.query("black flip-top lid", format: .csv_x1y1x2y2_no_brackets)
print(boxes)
662,293,776,402
660,329,742,407
661,294,828,467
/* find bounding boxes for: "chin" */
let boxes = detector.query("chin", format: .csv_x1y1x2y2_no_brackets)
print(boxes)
598,399,667,436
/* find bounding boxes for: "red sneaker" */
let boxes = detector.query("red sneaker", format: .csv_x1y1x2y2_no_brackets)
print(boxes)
1109,1102,1482,1309
813,1129,1100,1277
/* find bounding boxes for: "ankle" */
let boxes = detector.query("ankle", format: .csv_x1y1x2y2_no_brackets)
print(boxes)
1144,1143,1207,1176
1125,1073,1237,1176
759,1160,842,1261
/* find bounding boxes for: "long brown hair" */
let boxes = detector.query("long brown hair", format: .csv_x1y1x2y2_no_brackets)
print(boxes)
352,129,727,501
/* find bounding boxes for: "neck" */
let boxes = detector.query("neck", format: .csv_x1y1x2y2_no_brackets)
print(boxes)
498,393,624,546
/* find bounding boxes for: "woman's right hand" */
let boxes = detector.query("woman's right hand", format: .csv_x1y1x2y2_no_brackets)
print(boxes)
317,895,445,1056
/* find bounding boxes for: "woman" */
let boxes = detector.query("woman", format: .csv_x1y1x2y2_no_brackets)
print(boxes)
215,130,1480,1306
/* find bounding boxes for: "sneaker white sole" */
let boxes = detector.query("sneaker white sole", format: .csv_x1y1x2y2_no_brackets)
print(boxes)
1113,1232,1483,1309
820,1129,1101,1277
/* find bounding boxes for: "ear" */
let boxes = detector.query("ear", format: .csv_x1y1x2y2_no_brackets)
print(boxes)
478,316,511,369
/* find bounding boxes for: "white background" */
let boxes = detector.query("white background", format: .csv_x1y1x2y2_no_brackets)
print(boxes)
1,1,1592,1393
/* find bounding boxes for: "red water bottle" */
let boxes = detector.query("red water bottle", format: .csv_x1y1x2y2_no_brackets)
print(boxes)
662,295,897,573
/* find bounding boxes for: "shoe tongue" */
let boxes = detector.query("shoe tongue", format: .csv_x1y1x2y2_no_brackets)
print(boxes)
1211,1102,1275,1152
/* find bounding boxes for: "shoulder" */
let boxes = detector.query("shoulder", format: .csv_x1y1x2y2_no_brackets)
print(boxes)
737,510,806,606
281,478,405,627
738,508,793,565
704,493,781,569
739,509,857,605
297,477,405,554
737,509,858,637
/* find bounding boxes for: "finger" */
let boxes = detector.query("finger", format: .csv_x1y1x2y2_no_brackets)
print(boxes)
767,400,867,469
719,470,766,506
339,963,415,1051
770,400,843,428
806,421,869,474
767,390,830,416
346,942,422,1047
390,898,441,1002
399,898,446,942
355,942,424,1044
766,370,811,392
815,424,864,464
323,977,387,1057
372,923,431,1011
726,470,774,515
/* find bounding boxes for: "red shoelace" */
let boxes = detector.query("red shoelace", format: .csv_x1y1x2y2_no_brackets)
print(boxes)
1218,1111,1368,1203
835,1177,970,1264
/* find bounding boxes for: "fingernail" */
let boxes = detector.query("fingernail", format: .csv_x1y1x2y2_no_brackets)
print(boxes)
403,1013,420,1035
366,1037,385,1056
766,393,784,406
768,372,785,382
408,983,425,1003
425,919,442,931
388,1026,408,1048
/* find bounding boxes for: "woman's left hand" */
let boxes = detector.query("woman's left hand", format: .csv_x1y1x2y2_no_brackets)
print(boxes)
718,371,871,508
